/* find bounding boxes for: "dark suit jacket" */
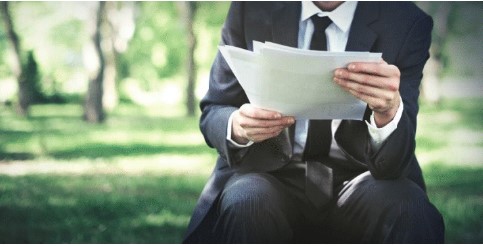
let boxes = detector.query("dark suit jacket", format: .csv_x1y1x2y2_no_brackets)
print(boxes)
184,1,433,242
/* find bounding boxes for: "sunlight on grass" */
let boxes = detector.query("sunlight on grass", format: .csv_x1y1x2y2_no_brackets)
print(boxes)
416,99,483,168
142,210,191,227
0,103,209,161
0,154,215,177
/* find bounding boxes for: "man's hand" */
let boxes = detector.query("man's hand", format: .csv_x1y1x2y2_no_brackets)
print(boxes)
334,60,401,127
232,104,295,144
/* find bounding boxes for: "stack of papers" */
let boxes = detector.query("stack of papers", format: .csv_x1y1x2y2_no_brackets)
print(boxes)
219,41,382,120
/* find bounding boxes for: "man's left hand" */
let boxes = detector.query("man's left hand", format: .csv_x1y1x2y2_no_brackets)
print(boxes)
333,60,401,127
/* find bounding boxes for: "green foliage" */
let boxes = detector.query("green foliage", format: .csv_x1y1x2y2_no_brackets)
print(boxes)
121,2,185,88
117,1,229,96
49,20,84,51
195,2,229,26
193,2,230,72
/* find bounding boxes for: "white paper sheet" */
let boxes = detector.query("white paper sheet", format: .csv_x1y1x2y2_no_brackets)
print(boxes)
219,42,382,120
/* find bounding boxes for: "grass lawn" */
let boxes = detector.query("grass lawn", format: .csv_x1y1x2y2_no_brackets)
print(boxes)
0,99,482,243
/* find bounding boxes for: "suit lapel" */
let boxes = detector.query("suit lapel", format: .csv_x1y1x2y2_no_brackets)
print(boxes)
271,2,301,47
345,2,380,52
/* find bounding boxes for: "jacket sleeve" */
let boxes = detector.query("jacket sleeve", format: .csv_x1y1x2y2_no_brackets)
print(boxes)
200,2,293,173
199,2,250,168
336,13,434,179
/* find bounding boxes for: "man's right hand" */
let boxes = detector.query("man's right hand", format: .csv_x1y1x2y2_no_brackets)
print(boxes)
231,104,295,144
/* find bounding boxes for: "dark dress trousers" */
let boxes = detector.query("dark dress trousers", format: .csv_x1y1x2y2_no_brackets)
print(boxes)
184,1,444,243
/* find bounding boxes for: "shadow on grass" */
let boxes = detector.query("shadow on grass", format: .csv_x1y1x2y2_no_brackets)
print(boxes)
0,152,36,161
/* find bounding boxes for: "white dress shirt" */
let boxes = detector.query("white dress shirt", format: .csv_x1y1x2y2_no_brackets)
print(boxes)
227,1,403,158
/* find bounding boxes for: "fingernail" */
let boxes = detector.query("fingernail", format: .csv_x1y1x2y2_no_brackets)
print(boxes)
349,64,355,70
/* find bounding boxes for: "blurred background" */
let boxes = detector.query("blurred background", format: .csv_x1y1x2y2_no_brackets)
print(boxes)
0,1,481,243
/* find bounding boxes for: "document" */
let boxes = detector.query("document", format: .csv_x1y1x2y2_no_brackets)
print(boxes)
219,41,382,120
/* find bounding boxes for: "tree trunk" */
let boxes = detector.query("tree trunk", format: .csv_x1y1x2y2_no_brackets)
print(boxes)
84,2,106,123
1,2,30,115
177,2,197,117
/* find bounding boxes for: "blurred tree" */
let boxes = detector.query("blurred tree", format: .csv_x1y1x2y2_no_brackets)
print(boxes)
418,2,453,104
0,10,9,81
1,2,37,115
0,2,231,112
417,2,482,104
177,2,197,117
83,2,106,123
102,1,136,111
22,50,45,104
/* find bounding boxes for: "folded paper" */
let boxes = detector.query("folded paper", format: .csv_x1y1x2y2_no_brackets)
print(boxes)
219,41,382,120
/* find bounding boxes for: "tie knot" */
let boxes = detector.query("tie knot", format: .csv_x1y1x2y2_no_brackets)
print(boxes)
311,15,332,32
309,15,332,51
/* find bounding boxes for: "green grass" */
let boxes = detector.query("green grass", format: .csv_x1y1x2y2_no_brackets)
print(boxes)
0,99,482,243
0,103,215,243
415,99,483,243
0,174,207,243
424,164,483,243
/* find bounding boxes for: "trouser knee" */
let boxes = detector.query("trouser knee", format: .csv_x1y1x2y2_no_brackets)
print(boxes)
215,173,295,243
336,172,444,243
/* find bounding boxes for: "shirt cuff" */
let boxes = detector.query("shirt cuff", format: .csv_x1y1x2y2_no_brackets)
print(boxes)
226,111,254,148
365,97,404,151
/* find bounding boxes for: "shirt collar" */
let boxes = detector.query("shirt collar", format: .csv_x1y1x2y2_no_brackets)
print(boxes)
301,1,358,33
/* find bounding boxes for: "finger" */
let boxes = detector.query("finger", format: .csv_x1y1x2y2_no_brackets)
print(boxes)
334,69,399,92
346,89,387,111
239,104,283,120
346,87,401,115
238,115,294,129
347,62,400,78
245,125,285,137
335,68,386,88
247,129,285,143
334,78,395,100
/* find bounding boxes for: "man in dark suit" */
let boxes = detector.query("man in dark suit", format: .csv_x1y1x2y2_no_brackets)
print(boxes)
184,1,445,243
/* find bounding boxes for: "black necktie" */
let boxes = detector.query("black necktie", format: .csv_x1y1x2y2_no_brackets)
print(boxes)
304,15,334,209
309,15,332,51
304,15,333,160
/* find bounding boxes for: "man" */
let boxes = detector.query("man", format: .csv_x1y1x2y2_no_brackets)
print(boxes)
184,1,444,243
